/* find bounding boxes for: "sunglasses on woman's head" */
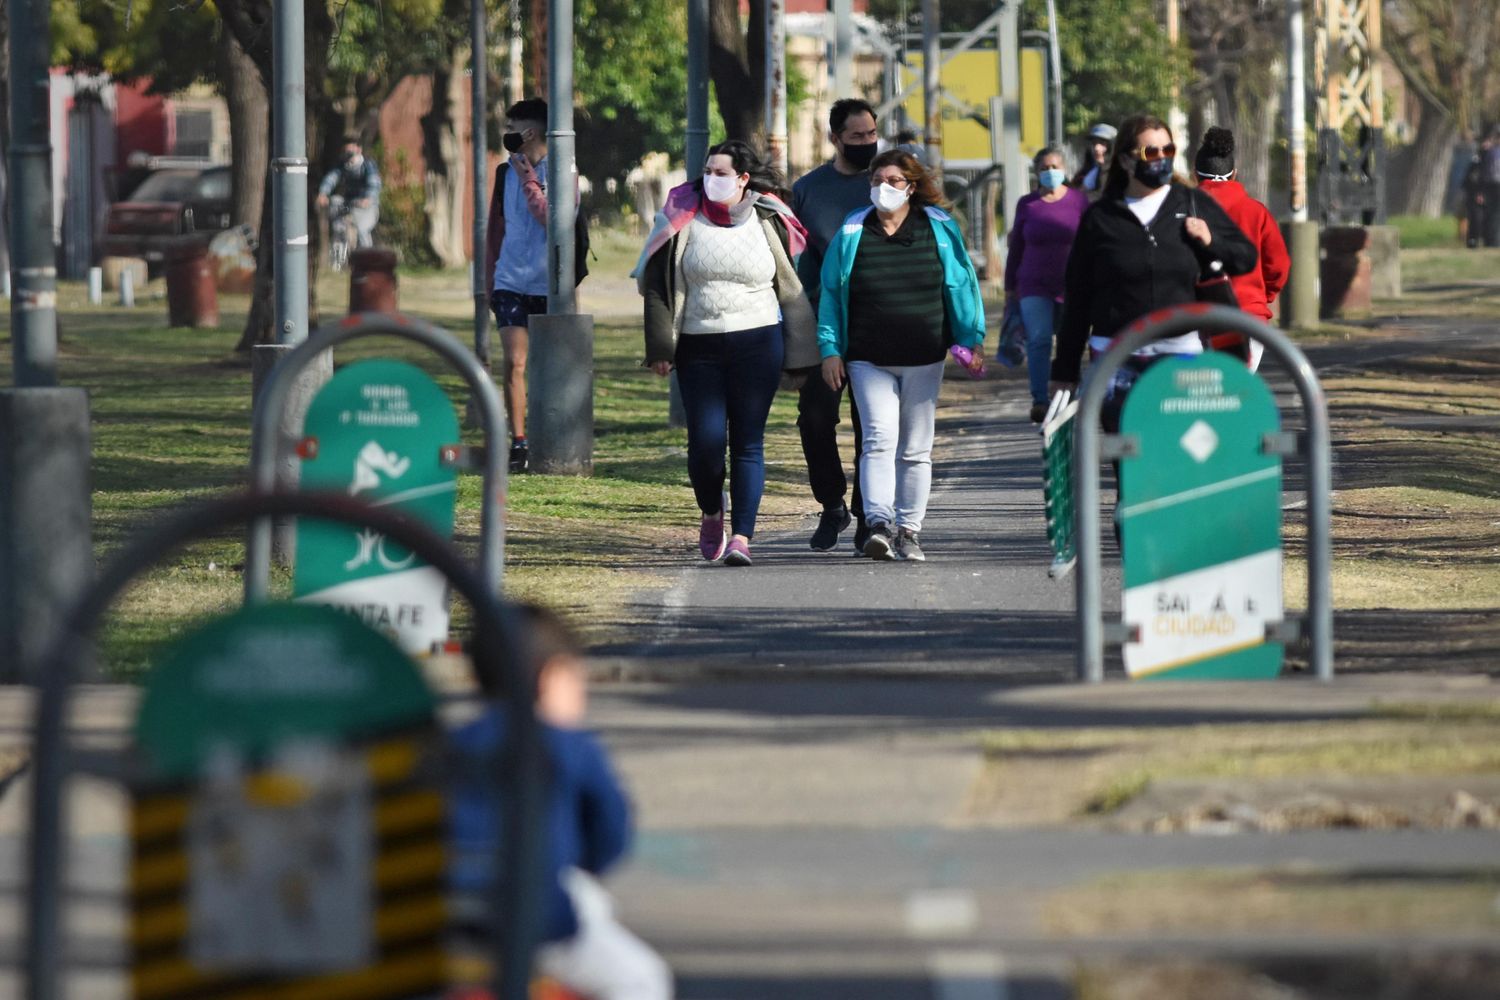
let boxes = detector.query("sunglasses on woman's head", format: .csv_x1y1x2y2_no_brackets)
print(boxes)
1133,143,1176,162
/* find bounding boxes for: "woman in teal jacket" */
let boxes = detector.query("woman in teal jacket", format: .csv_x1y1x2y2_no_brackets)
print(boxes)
817,149,986,562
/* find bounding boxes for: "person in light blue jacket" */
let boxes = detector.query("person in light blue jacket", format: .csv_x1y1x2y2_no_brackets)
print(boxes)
817,148,986,562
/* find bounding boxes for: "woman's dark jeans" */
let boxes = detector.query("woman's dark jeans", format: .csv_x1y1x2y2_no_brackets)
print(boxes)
674,323,784,539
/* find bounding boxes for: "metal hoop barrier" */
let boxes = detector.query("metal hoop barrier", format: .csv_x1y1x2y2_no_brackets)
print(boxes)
26,492,546,1000
245,312,508,603
1072,303,1333,683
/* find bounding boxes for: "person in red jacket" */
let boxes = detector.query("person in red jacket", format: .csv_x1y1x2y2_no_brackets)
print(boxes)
1194,127,1289,371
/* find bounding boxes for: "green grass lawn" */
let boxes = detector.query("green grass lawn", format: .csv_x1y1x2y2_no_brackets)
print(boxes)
0,253,816,677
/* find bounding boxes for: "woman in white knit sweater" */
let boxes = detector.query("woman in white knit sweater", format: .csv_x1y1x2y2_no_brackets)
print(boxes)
637,140,817,566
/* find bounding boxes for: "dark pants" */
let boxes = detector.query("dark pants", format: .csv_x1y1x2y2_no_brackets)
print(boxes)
797,370,863,521
675,324,784,539
1485,185,1500,248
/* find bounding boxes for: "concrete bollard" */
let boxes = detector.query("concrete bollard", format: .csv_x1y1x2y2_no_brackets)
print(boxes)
119,268,135,307
0,388,93,682
252,343,335,565
88,267,103,305
527,313,595,475
1,269,10,299
1365,224,1401,299
1281,220,1321,331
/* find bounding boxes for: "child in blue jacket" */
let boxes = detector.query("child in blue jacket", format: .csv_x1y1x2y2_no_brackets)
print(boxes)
448,604,671,1000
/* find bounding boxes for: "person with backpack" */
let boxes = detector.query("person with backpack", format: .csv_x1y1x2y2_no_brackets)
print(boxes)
635,140,818,567
1195,126,1290,371
483,98,589,474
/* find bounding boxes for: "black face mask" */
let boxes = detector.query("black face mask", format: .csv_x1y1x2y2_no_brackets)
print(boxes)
841,141,878,170
1133,157,1173,188
502,130,527,154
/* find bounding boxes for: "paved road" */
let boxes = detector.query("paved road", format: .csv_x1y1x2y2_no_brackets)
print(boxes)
600,374,1121,682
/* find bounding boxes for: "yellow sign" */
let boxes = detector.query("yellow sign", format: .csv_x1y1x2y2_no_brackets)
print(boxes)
900,48,1049,164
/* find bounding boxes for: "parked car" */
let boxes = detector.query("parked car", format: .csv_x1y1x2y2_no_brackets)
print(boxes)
99,163,234,273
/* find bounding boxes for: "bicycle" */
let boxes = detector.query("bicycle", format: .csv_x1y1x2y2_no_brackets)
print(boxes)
326,195,356,272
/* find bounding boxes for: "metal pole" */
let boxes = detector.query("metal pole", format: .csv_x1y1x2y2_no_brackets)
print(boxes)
472,0,490,366
7,0,58,388
1284,0,1319,330
765,0,789,175
997,2,1024,230
686,0,711,175
1288,0,1308,224
1044,0,1064,148
545,0,576,313
676,0,710,431
272,0,310,345
921,0,942,174
833,0,854,97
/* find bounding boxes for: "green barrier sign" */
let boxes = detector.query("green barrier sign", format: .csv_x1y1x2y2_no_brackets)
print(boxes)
135,602,436,778
1041,395,1079,576
1117,353,1284,680
293,359,460,654
131,603,447,991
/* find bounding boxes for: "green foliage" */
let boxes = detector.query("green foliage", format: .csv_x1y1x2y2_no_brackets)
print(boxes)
374,146,441,268
52,0,220,91
865,0,1189,140
574,0,693,184
1028,0,1189,137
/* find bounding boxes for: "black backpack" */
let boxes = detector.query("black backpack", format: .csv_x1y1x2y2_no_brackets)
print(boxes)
494,162,589,285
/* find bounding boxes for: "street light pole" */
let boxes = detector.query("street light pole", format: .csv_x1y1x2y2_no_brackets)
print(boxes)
1284,0,1319,329
921,0,942,175
472,0,490,367
272,0,309,345
7,0,57,387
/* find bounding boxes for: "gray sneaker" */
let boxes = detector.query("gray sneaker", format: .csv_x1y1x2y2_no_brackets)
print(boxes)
863,522,895,561
895,528,925,562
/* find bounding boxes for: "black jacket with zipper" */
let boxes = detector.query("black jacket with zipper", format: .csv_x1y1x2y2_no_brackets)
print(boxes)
1050,182,1258,384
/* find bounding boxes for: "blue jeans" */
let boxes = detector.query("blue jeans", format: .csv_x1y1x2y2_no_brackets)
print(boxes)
1019,296,1060,407
674,324,784,539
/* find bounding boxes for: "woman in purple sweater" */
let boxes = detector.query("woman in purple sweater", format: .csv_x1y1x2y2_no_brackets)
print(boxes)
1004,145,1089,422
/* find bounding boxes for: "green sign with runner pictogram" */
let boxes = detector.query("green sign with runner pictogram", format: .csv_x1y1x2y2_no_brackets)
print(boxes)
1117,353,1284,680
293,359,460,654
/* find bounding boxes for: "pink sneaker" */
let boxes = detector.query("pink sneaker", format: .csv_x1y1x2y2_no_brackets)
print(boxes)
699,508,727,562
722,537,752,566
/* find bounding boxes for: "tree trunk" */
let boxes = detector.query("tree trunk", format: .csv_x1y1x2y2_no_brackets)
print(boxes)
421,55,469,270
219,26,269,234
709,0,765,145
1397,94,1457,217
1236,62,1281,205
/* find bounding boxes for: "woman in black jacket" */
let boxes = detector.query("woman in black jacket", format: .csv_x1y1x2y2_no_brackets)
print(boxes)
1048,113,1257,426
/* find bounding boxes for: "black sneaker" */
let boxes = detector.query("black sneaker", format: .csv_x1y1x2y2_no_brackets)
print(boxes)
863,522,895,561
895,527,926,562
509,439,529,474
809,503,851,550
852,518,870,557
1030,402,1049,424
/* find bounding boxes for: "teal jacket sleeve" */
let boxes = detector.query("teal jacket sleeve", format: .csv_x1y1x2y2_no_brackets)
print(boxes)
940,216,987,348
816,229,849,359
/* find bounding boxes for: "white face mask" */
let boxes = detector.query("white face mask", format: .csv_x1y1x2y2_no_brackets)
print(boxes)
702,173,742,205
871,181,910,212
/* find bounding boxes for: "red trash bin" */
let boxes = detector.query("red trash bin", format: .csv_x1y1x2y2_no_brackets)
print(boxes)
349,246,400,315
164,239,220,328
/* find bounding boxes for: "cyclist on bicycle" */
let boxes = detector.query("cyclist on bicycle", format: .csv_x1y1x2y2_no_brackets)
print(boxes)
316,137,382,248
